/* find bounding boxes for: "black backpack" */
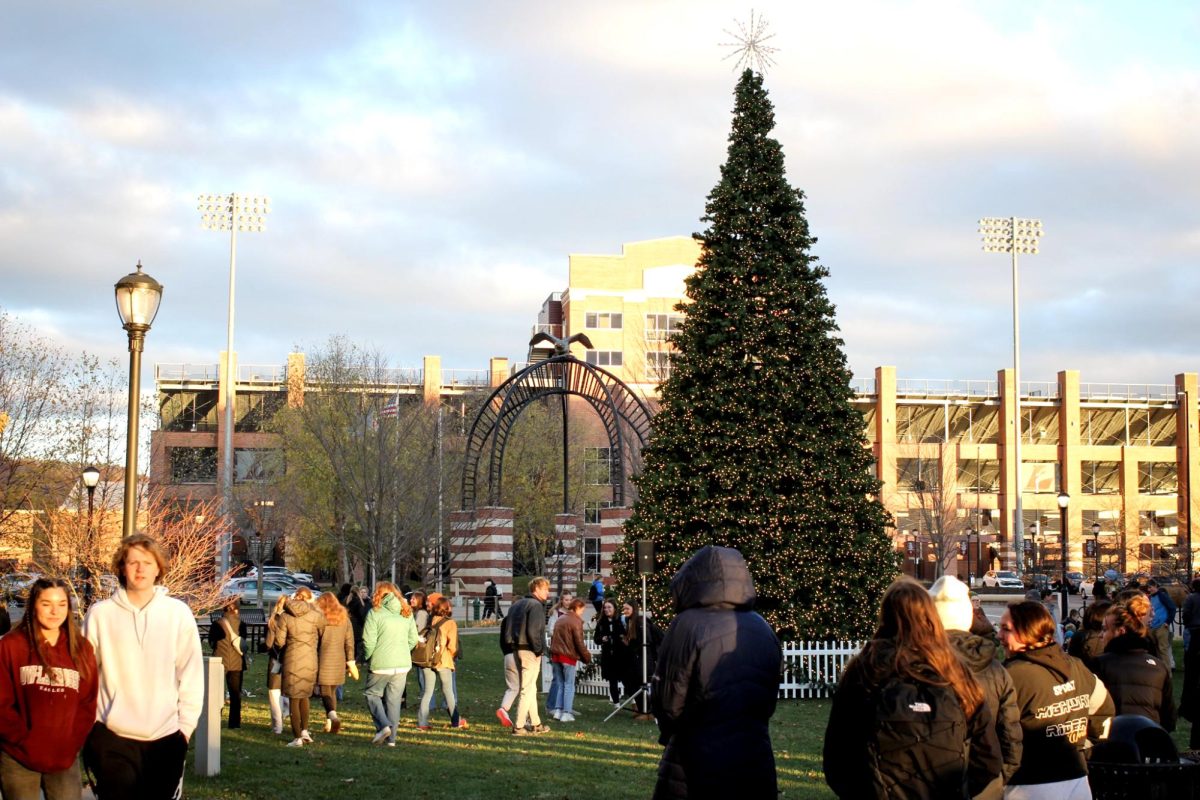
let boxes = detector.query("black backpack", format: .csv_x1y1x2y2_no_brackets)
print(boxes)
869,676,970,797
410,618,444,668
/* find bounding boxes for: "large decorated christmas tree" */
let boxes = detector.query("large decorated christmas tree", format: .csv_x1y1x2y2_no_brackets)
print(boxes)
613,69,897,640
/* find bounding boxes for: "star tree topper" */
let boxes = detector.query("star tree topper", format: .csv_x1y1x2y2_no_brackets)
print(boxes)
720,10,779,74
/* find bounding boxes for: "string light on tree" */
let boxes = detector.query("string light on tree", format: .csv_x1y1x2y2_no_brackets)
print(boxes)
720,10,779,74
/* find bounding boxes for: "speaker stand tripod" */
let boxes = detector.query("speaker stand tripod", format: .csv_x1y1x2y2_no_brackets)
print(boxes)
604,572,651,723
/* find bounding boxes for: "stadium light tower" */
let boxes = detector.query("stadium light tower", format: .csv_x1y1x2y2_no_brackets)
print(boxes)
980,216,1043,576
199,193,270,574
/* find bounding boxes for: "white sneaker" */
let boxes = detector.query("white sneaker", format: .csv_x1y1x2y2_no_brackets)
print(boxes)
272,725,283,735
560,713,575,722
324,717,332,733
300,729,313,743
372,726,392,745
286,738,304,747
551,709,562,720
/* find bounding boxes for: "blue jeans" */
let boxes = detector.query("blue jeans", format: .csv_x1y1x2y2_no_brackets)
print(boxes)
419,667,458,727
364,670,408,742
549,661,577,714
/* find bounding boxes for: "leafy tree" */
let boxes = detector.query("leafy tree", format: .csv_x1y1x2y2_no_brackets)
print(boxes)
270,336,449,587
613,70,897,640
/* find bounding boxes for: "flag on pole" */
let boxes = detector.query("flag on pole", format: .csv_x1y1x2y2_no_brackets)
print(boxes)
381,393,399,418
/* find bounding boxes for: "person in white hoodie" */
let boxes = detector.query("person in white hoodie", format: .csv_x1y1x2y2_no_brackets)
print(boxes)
81,534,204,800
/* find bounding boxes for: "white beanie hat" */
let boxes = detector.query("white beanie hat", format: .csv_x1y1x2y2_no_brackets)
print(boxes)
929,575,973,632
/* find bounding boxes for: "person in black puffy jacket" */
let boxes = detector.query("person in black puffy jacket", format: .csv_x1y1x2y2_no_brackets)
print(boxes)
930,576,1023,784
651,545,781,800
1092,601,1175,729
825,578,1002,800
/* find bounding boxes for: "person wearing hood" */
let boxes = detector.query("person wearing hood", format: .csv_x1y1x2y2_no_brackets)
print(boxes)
930,576,1023,785
81,534,204,799
1092,601,1174,729
825,578,1002,800
361,582,418,746
272,587,327,747
1000,600,1114,799
651,545,782,800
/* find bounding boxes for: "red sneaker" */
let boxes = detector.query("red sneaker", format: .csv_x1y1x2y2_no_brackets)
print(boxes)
495,707,513,727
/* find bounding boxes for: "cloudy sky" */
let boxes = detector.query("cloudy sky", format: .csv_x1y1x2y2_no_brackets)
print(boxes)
2,1,1198,389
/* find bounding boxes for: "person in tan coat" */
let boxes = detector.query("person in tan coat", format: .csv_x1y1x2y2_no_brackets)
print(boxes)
315,592,357,734
548,598,592,722
273,588,326,747
417,597,467,730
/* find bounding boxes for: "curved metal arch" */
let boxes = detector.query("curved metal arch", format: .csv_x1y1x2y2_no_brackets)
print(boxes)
460,355,653,511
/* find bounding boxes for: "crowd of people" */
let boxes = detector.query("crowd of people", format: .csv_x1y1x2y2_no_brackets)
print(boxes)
823,574,1196,799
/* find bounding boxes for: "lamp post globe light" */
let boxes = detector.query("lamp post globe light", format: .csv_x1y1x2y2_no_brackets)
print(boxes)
81,465,101,605
114,262,163,540
1057,491,1070,619
981,216,1043,575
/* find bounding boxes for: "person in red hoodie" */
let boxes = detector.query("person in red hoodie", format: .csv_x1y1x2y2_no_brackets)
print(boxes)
0,577,98,800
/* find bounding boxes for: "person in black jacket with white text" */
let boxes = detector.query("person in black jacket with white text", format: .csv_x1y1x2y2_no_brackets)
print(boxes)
653,546,782,800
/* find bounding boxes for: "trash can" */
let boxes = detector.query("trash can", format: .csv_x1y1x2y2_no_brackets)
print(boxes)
1089,715,1199,800
472,598,481,621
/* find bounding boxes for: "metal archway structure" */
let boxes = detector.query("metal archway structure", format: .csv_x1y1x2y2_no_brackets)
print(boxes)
460,355,653,511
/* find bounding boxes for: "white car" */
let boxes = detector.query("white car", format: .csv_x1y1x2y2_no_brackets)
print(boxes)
980,570,1023,589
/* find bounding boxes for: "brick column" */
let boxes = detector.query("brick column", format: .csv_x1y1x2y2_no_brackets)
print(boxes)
599,506,632,575
553,513,582,594
448,507,512,599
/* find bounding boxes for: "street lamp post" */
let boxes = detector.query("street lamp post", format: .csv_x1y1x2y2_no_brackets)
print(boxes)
114,262,163,539
1058,491,1070,620
199,194,270,576
1179,389,1193,580
1091,522,1101,582
981,217,1043,575
81,466,100,605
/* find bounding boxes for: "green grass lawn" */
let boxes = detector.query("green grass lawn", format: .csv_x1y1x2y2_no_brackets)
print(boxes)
185,629,835,800
183,635,1198,799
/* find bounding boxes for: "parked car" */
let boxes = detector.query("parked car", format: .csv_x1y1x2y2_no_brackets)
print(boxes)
1,572,41,605
1024,573,1051,591
981,570,1023,589
1065,572,1084,594
221,578,315,606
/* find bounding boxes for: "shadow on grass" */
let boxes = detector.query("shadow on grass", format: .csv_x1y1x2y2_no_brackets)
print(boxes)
185,632,836,799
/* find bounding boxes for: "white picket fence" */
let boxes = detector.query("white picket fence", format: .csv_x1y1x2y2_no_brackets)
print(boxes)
541,633,865,700
779,640,864,699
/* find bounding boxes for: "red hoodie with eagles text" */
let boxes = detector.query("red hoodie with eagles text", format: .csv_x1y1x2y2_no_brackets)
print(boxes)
0,628,98,773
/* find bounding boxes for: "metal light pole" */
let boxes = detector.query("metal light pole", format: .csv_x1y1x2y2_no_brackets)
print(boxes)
81,466,100,605
1091,522,1101,582
199,194,270,575
1058,491,1070,620
981,217,1043,575
114,263,163,540
1180,389,1193,580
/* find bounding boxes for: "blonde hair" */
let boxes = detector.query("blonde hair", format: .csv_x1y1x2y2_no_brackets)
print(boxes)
293,587,314,602
111,534,168,588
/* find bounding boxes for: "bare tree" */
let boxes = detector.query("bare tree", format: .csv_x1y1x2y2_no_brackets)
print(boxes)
31,487,235,614
904,443,972,580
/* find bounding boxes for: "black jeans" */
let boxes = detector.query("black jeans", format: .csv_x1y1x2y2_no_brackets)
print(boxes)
289,696,310,738
83,723,188,800
225,669,243,728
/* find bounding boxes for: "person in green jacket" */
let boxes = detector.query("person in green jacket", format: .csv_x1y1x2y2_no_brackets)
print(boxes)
362,582,418,745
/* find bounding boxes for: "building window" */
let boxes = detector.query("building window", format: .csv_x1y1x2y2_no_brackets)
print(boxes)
584,351,623,368
956,459,999,493
645,313,683,342
584,447,616,485
897,458,939,492
645,351,672,381
583,536,601,573
584,500,613,524
584,312,623,329
1138,462,1177,495
235,449,279,483
1081,461,1120,495
169,447,218,484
